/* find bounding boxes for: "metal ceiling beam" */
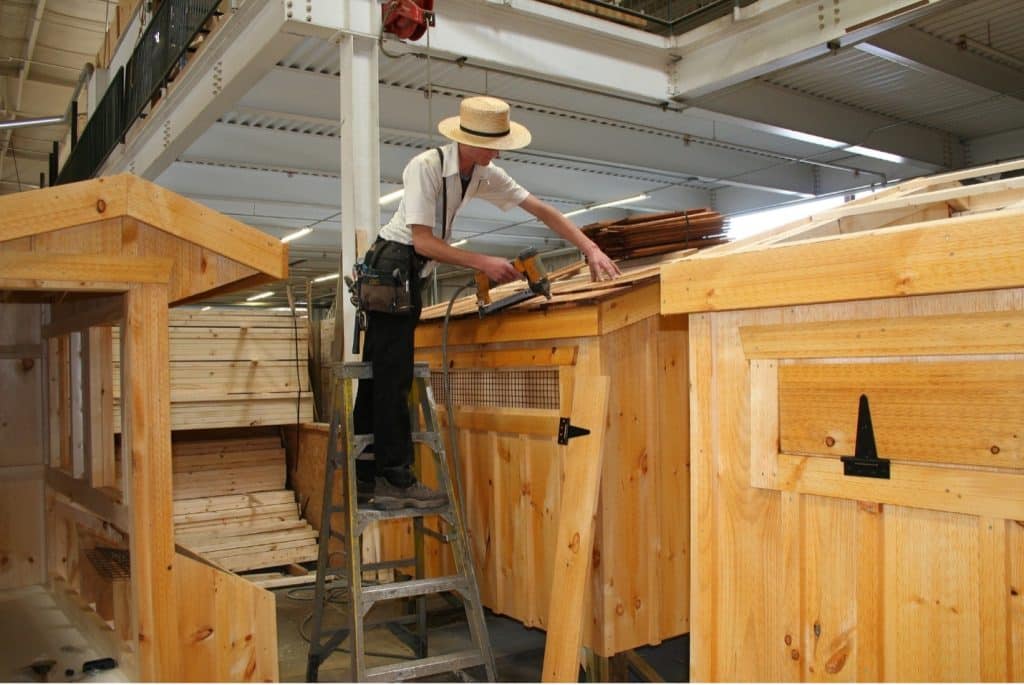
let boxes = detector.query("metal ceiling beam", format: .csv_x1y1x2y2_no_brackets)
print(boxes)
100,0,303,179
857,26,1024,103
666,0,955,100
313,0,674,101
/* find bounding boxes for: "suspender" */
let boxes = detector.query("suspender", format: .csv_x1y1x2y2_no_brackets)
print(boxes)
436,147,448,241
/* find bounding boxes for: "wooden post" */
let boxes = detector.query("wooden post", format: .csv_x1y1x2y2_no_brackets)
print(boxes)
541,372,610,682
121,283,180,680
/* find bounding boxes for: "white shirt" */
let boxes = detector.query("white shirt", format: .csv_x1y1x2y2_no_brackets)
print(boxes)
377,141,529,274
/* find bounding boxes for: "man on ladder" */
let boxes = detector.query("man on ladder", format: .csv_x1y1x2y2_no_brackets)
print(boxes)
352,95,619,509
307,95,620,683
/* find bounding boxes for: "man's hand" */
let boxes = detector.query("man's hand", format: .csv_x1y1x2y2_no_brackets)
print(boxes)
583,244,621,282
479,255,522,284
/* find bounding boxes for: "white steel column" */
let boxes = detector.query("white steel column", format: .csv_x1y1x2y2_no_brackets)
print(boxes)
338,33,380,361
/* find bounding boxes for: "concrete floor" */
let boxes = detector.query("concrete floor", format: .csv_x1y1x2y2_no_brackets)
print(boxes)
274,584,689,682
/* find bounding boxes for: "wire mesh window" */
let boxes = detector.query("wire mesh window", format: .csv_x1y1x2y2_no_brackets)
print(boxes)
431,367,560,410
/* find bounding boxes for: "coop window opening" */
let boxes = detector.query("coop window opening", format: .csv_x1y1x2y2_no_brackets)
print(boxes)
431,367,560,410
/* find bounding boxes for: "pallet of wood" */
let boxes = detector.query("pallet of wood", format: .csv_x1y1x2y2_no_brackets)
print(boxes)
581,208,726,259
113,309,314,431
172,434,319,576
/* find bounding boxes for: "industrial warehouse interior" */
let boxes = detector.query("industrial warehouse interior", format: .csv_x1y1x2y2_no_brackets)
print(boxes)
1,0,1023,681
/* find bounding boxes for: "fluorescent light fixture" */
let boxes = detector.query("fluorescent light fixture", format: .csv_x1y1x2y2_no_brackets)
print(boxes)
0,115,64,130
379,189,404,206
779,130,845,148
281,227,312,243
270,306,308,312
845,146,907,165
564,193,650,218
246,291,274,302
313,272,340,283
200,306,211,311
450,238,468,247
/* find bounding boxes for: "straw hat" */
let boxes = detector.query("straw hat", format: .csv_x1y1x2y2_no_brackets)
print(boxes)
437,96,532,150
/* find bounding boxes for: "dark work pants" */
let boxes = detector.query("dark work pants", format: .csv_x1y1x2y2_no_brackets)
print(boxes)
352,240,423,487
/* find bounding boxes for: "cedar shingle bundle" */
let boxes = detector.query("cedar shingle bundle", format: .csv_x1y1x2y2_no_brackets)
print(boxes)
582,208,727,259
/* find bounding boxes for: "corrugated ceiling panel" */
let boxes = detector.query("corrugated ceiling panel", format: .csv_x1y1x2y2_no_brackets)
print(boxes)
912,0,1024,66
762,48,1021,138
765,50,969,120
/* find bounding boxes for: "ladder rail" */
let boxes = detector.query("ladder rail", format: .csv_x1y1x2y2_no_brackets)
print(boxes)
306,361,497,683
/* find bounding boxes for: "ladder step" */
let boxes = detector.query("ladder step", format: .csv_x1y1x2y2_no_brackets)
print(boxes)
363,649,486,682
357,504,449,523
362,575,465,604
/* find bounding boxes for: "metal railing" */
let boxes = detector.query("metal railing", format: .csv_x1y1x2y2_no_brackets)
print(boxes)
57,68,125,185
56,0,222,185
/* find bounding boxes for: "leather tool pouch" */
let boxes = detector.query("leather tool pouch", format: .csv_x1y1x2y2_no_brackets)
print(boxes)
353,240,414,314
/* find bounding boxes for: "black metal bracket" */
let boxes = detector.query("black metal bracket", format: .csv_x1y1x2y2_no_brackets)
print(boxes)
558,418,591,445
840,394,891,479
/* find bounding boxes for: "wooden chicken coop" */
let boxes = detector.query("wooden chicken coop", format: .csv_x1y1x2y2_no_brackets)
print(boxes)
661,159,1024,681
416,259,692,657
0,175,286,681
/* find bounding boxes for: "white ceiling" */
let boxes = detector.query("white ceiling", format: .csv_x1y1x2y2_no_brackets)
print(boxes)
3,0,1024,308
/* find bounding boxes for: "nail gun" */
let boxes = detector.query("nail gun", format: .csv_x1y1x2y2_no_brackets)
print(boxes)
475,247,552,317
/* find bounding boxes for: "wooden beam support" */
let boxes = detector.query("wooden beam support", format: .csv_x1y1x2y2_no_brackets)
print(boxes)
45,466,129,532
43,295,124,338
541,372,610,682
0,253,173,289
121,282,180,680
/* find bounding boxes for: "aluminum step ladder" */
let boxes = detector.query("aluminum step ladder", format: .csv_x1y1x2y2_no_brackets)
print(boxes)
305,362,497,682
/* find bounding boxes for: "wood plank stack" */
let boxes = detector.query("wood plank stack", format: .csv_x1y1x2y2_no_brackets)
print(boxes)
171,435,319,574
114,309,314,431
581,208,726,259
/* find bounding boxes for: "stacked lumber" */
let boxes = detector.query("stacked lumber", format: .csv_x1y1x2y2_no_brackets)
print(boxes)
581,208,726,259
113,309,314,431
172,435,319,574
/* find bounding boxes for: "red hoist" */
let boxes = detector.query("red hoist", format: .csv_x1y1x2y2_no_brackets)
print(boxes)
381,0,435,41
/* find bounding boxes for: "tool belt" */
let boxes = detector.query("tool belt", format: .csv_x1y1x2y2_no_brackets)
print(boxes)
349,239,423,315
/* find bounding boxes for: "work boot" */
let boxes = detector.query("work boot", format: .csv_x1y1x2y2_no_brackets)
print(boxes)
372,477,447,510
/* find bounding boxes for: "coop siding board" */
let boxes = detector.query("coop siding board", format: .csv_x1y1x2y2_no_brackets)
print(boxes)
83,327,116,489
123,282,180,680
884,508,982,680
689,312,715,681
416,307,600,346
979,517,1011,681
662,210,1024,314
741,310,1024,359
778,361,1024,469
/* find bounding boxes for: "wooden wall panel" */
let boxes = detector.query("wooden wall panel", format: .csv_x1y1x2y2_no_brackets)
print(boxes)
689,288,1024,681
1,330,44,466
0,475,45,589
175,552,278,682
883,507,981,680
0,304,45,590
